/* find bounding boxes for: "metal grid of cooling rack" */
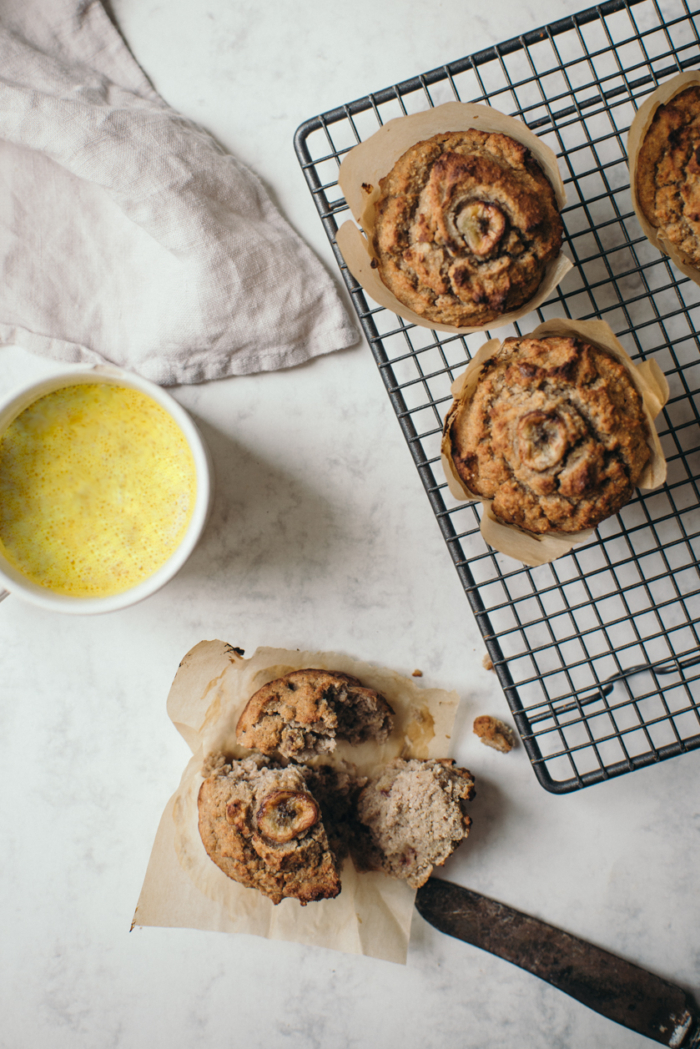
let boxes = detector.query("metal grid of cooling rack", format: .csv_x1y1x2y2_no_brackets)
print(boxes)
294,0,700,793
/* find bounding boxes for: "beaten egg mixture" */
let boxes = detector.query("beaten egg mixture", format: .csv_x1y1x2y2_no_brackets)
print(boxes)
0,384,197,597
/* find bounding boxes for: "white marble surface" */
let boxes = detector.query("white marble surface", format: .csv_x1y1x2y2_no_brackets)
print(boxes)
1,1,699,1046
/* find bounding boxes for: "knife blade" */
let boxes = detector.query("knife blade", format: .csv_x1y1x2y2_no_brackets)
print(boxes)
415,878,699,1047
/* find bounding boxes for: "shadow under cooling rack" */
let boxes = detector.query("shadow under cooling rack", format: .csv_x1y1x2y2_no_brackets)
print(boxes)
294,0,700,793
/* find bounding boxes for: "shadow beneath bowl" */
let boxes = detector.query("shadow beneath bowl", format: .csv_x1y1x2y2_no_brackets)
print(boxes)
174,411,346,595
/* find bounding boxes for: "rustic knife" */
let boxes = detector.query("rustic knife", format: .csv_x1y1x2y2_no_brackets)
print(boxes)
415,878,699,1047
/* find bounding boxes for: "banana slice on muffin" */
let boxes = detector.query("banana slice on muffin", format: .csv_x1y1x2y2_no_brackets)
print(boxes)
197,754,356,906
444,334,652,534
372,129,563,327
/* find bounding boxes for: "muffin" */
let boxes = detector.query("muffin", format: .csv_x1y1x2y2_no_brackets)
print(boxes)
635,84,700,266
236,668,394,760
197,754,344,906
352,758,476,889
445,335,652,534
372,129,563,327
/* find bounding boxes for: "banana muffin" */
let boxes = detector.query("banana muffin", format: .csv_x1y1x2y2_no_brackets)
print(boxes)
236,668,394,760
635,85,700,266
197,754,344,906
445,335,652,534
352,758,476,889
372,129,563,327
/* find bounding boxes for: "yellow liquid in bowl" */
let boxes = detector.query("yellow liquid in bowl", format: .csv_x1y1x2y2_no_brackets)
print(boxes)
0,384,197,597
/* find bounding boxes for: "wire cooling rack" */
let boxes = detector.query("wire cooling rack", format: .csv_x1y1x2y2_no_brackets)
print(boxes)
294,0,700,793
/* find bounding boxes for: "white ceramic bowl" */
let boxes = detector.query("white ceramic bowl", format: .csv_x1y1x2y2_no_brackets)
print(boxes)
0,365,213,614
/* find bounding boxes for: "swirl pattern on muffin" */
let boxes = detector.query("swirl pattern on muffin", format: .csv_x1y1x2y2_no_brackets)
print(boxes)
636,85,700,266
372,129,563,327
445,336,652,534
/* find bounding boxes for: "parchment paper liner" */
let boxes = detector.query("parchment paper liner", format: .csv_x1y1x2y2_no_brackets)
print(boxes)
336,101,573,334
440,318,669,567
628,70,700,284
133,640,461,963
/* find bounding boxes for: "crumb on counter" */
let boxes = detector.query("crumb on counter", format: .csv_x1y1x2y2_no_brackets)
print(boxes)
473,715,515,753
412,668,423,677
482,653,494,671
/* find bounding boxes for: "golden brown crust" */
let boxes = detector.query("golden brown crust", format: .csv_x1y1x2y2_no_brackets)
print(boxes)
236,668,394,759
636,85,700,265
446,336,651,534
197,757,341,906
372,129,563,326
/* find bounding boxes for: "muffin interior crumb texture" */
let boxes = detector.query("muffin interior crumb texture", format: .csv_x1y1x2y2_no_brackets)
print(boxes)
352,758,476,889
447,335,651,534
636,85,700,266
372,129,563,327
236,668,394,759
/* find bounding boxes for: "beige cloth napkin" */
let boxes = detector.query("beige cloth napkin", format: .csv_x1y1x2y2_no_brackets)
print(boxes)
0,0,359,384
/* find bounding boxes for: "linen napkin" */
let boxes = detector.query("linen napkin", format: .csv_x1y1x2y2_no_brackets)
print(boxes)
0,0,359,384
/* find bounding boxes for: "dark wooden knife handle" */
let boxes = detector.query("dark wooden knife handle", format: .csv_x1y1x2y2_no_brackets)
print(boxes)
415,879,699,1046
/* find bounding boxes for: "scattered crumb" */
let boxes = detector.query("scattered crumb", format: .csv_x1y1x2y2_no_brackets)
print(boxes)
361,182,374,194
412,668,423,677
482,653,494,671
473,715,515,753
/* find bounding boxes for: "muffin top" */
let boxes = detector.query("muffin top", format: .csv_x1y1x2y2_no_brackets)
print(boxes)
236,668,394,760
636,85,700,266
197,755,342,906
372,129,563,327
446,336,652,534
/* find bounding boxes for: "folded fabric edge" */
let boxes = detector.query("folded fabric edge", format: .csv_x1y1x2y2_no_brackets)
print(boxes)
0,321,361,386
0,324,105,368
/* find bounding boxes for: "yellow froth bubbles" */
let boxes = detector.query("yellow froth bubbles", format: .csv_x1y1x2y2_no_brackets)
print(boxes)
0,384,197,597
